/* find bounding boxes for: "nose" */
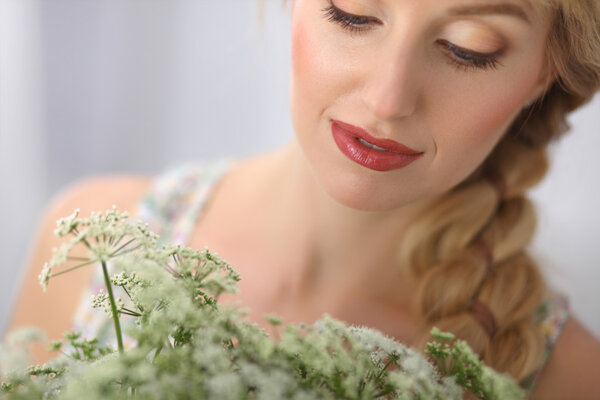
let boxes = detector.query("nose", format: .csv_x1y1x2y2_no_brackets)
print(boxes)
360,46,422,121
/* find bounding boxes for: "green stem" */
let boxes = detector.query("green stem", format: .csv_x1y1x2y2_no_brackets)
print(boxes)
119,308,142,317
66,256,91,261
111,245,142,258
52,259,99,277
110,233,124,248
111,238,136,256
101,260,124,354
375,358,395,381
122,286,144,313
152,344,164,363
81,238,92,249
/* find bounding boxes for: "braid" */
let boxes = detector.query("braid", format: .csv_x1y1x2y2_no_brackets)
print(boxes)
400,135,550,381
397,0,600,383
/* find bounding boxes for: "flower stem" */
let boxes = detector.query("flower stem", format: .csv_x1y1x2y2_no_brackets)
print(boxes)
101,260,124,354
375,358,395,381
51,259,99,278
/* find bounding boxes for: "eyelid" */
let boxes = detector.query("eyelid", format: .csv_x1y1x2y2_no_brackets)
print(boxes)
323,2,503,72
439,20,507,55
437,39,504,58
437,39,503,71
323,0,382,30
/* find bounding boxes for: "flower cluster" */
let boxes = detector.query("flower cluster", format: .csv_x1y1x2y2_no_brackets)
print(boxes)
2,209,525,399
39,207,158,292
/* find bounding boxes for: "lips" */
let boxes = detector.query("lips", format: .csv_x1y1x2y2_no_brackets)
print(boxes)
331,120,423,171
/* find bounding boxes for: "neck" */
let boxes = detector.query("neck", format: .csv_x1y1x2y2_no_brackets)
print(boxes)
265,141,433,300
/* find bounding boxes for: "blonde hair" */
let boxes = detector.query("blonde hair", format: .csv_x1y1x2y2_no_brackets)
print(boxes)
400,0,600,383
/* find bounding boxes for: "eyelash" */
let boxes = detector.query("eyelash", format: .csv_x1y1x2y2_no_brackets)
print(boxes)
321,2,379,34
321,1,502,72
438,40,502,71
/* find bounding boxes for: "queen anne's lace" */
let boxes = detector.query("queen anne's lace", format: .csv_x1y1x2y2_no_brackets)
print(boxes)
57,161,567,397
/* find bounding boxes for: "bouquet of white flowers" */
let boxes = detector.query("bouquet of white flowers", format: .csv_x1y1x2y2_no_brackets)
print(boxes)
0,208,524,399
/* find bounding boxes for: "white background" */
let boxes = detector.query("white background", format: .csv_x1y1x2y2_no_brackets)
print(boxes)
1,0,598,339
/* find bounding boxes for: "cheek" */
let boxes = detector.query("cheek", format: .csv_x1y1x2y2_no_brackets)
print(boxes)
290,9,354,121
291,14,325,114
290,14,310,84
290,11,335,173
466,85,530,137
429,72,536,178
290,7,341,162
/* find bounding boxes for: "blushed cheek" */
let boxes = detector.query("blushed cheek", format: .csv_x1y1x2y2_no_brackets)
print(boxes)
290,11,331,155
291,18,320,109
448,81,531,152
291,12,348,116
291,18,307,80
471,90,527,140
430,78,533,183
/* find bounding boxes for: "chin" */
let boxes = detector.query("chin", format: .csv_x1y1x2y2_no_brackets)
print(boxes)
316,167,426,212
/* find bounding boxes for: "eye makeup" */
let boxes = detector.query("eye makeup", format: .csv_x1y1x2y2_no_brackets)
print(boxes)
321,0,507,72
321,0,381,33
437,40,503,71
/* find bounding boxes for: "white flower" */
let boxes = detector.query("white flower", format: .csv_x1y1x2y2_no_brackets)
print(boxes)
49,243,73,267
53,209,80,236
111,272,132,287
91,289,124,316
39,262,52,292
91,289,109,310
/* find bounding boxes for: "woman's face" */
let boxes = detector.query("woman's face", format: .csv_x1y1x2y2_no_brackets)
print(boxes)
289,0,553,211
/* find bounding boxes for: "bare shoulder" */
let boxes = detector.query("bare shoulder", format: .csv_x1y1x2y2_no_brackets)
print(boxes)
7,175,152,362
31,175,152,223
532,317,600,400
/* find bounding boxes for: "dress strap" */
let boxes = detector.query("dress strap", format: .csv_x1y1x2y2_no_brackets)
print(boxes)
521,290,570,392
137,160,231,245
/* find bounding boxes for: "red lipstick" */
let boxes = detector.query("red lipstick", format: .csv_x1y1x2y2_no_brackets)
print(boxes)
331,120,423,171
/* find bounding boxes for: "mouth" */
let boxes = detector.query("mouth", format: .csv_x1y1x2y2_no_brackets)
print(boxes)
356,137,391,152
331,120,424,172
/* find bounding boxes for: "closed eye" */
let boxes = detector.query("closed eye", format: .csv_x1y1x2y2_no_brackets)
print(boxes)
437,40,503,71
322,1,381,33
322,1,504,72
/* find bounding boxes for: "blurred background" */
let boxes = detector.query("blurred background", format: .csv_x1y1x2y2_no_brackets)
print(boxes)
1,0,598,339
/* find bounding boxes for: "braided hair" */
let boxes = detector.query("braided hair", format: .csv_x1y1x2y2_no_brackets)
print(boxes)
399,0,600,381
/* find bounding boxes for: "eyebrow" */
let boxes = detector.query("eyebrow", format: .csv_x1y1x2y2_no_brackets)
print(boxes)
447,3,531,24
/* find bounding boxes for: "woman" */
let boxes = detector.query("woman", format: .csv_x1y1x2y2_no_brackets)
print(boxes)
9,0,600,398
